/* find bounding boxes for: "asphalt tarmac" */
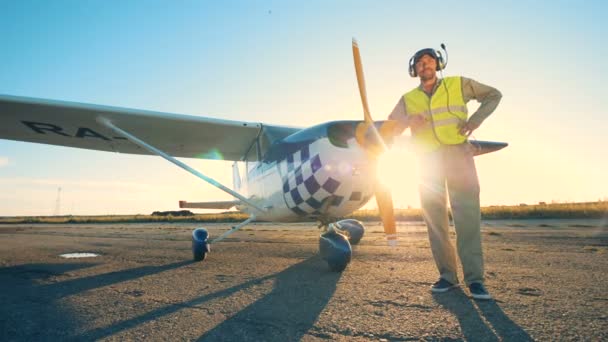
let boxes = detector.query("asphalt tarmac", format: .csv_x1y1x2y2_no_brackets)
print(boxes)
0,220,606,341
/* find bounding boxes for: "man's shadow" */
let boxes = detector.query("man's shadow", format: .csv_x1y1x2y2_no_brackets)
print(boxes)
433,289,532,341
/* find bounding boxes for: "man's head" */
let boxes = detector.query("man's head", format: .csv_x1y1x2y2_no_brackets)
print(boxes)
408,48,444,79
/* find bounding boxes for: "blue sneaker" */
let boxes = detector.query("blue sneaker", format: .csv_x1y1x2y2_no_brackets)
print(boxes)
469,282,492,300
431,278,458,293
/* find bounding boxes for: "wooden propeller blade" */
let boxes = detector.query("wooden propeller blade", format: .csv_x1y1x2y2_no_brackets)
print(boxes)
353,38,399,156
352,38,373,124
353,38,398,245
375,185,397,246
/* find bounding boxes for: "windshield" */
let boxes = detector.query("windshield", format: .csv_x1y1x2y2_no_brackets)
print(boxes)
327,121,357,148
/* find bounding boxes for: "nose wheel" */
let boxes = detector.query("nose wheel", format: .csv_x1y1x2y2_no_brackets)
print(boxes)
319,223,352,272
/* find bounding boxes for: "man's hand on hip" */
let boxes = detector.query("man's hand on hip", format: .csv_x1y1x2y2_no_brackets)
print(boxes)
459,120,480,137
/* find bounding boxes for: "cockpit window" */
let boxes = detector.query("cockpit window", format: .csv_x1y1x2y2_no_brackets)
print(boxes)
327,122,357,148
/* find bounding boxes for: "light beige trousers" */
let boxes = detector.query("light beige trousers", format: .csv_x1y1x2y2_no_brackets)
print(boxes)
418,143,483,285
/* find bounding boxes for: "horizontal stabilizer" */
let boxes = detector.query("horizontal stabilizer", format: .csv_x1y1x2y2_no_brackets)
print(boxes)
179,200,239,210
392,136,507,156
468,140,508,156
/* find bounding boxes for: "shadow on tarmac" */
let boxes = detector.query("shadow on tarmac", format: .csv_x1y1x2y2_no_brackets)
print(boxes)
0,263,94,340
79,256,340,341
433,288,533,341
197,256,340,341
0,260,193,340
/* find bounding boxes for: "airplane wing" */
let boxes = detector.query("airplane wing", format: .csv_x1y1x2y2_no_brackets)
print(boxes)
0,94,301,161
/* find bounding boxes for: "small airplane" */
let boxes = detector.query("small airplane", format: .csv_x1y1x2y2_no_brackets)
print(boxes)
0,40,507,271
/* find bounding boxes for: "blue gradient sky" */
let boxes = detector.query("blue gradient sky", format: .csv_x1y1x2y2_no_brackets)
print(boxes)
1,1,606,215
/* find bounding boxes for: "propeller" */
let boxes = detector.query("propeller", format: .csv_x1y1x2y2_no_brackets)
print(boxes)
352,38,398,247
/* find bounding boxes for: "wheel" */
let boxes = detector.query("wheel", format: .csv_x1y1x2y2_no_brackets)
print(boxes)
192,228,210,261
337,219,365,245
319,230,352,272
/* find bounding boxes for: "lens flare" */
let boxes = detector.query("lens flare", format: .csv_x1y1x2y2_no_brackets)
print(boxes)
376,147,419,191
197,148,224,160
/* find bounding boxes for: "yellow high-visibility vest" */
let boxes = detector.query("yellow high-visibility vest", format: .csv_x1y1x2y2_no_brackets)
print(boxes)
403,76,468,152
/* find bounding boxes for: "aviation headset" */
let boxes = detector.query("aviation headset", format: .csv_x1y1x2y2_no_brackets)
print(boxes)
408,46,447,77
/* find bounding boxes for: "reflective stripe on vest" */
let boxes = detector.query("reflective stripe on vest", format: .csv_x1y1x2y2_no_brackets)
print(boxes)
403,76,468,151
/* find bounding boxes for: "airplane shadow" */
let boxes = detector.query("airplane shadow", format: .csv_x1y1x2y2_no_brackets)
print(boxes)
433,289,533,341
80,256,340,341
197,256,340,341
0,260,193,340
39,259,194,300
0,263,95,340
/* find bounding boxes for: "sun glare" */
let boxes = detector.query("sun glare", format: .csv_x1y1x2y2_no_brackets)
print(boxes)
376,147,420,208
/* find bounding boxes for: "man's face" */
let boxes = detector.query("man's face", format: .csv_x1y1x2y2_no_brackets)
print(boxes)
415,54,437,81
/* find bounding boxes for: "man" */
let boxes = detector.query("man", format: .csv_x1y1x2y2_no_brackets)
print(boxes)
388,47,501,300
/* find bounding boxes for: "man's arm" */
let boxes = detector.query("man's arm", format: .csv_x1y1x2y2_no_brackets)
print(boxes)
387,96,428,135
461,77,502,131
387,97,409,135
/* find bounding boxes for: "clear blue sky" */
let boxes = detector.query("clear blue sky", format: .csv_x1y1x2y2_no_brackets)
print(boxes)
1,1,607,215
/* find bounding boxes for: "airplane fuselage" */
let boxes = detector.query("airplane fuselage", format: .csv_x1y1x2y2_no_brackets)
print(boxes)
236,121,377,222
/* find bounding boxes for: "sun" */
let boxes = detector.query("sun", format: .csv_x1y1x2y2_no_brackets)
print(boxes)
375,146,420,208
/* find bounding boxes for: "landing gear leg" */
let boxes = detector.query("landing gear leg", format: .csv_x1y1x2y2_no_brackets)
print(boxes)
191,215,256,262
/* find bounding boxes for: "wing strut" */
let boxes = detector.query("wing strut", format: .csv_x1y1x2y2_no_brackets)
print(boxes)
96,117,267,213
211,214,257,244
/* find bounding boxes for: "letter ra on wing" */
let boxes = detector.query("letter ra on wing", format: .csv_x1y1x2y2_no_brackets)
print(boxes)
22,121,111,141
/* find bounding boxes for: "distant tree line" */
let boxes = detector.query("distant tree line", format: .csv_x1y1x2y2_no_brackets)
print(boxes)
151,210,194,217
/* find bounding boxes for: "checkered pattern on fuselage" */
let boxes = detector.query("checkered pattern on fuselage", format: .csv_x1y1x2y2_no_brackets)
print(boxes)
278,143,345,217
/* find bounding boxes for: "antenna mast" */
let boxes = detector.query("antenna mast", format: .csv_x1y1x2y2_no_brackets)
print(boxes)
53,187,61,216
